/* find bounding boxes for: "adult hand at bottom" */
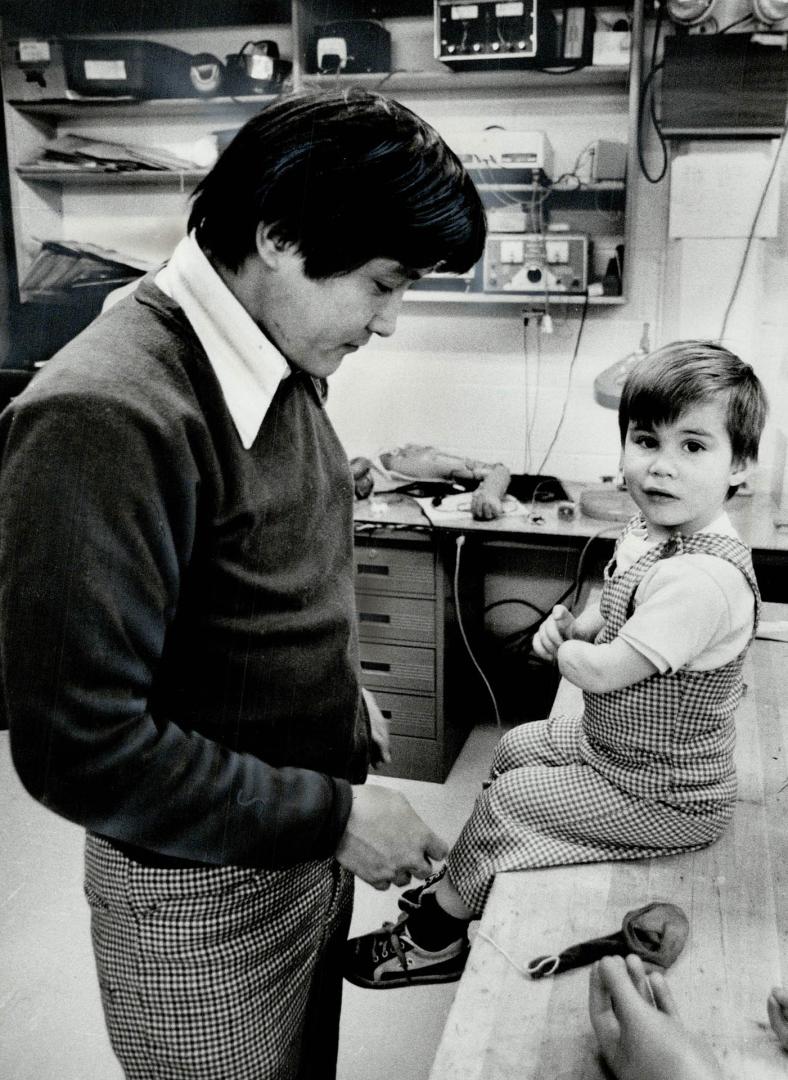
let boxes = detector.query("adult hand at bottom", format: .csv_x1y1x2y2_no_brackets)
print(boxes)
336,784,447,890
767,986,788,1051
589,954,723,1080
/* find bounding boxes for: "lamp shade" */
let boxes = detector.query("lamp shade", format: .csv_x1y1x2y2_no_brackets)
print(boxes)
665,0,718,24
753,0,788,21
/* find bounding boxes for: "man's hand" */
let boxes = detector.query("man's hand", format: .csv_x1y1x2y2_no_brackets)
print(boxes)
335,785,447,890
589,955,723,1080
532,604,575,662
362,687,391,767
350,456,374,500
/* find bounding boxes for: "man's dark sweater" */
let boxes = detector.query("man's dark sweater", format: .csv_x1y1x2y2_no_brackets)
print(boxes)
0,278,369,867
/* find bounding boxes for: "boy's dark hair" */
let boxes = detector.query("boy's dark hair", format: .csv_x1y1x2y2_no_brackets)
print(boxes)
618,340,768,467
188,88,486,279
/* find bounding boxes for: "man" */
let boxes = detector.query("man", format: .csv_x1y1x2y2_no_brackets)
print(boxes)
0,89,486,1080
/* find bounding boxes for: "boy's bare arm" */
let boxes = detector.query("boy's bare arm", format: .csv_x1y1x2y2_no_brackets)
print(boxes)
557,636,657,693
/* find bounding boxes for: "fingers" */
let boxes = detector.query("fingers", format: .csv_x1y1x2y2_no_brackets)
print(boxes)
588,959,614,1016
362,687,392,766
647,970,679,1017
624,953,653,1004
588,961,621,1060
595,955,655,1023
470,488,504,520
424,832,449,863
335,785,448,889
768,989,788,1050
552,604,573,630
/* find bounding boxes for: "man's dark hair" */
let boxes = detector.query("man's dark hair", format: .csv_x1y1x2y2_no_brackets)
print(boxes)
618,340,768,467
188,88,486,279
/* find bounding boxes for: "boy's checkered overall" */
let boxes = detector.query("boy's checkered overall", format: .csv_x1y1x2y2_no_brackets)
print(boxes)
84,833,353,1080
447,519,761,914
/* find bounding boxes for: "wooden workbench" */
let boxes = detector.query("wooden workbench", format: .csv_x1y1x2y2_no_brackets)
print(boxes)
429,604,788,1080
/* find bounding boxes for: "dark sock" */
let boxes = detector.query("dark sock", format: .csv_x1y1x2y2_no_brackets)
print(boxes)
405,891,469,951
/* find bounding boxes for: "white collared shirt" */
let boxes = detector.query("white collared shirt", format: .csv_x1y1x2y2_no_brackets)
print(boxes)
156,234,290,449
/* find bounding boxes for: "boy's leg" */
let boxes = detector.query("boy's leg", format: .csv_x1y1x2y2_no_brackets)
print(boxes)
396,715,585,916
488,714,583,779
448,758,726,913
84,833,343,1080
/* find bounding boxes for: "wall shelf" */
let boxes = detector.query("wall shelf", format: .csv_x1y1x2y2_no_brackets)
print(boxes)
299,65,631,94
406,291,625,305
8,94,279,120
17,167,207,185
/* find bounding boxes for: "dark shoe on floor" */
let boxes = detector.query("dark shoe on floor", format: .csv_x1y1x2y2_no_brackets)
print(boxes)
343,914,469,989
397,866,447,914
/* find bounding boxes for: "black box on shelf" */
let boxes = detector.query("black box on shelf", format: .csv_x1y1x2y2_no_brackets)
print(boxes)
61,39,204,99
1,39,69,100
306,20,391,74
660,32,788,137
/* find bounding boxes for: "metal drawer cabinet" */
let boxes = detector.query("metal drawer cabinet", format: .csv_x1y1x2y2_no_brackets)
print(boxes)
354,530,482,783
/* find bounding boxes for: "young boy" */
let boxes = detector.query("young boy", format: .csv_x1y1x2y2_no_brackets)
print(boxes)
344,340,768,990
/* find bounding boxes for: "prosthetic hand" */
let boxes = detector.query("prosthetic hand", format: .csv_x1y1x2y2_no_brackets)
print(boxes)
380,445,511,521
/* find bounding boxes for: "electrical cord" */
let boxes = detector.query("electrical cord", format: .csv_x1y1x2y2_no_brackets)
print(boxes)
718,121,788,342
638,15,756,186
533,290,589,477
453,535,502,728
637,4,668,184
500,525,618,654
718,14,756,32
484,598,547,619
522,312,534,473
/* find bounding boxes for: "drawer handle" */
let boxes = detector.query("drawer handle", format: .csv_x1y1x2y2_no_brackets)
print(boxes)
359,612,390,624
361,660,391,672
357,563,389,576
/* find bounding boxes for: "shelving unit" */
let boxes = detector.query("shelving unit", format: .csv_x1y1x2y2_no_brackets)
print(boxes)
9,95,278,118
17,168,207,185
0,0,645,351
290,0,644,305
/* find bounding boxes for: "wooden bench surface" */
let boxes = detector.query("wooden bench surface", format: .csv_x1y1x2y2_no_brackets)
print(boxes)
430,603,788,1080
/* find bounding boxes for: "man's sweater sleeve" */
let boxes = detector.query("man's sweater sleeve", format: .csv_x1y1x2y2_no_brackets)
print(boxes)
0,389,352,867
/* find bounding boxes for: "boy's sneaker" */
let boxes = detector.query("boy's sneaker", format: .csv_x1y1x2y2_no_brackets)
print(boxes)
343,913,469,989
397,866,447,914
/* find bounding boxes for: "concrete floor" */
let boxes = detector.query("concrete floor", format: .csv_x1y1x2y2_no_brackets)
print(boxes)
0,725,502,1080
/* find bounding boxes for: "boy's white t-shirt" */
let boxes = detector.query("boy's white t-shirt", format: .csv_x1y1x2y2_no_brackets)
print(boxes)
612,513,755,674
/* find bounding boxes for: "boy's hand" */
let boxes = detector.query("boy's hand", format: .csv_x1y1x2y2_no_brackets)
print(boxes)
768,987,788,1051
532,604,575,662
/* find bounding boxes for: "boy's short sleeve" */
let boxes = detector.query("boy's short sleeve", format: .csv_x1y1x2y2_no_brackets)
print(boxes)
616,553,755,674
